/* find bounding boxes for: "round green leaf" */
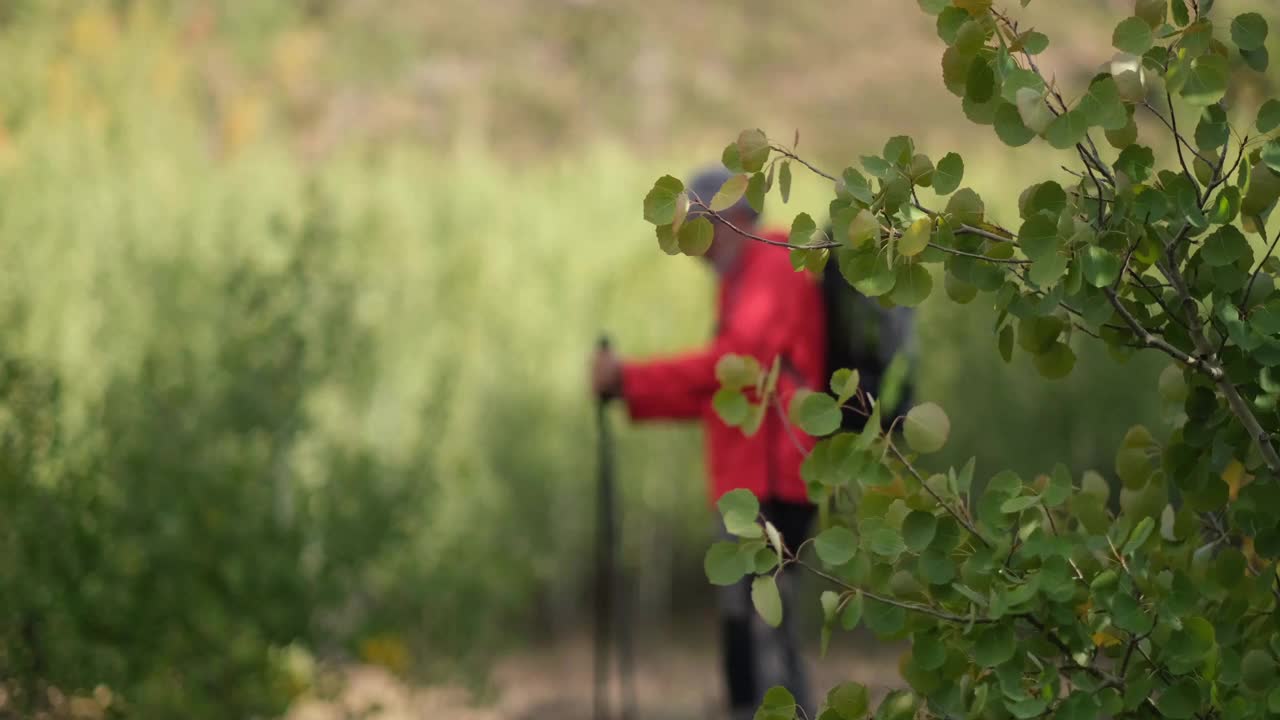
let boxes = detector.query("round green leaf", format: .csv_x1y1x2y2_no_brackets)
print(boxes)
863,597,906,636
917,0,949,14
899,218,932,258
705,542,749,586
1258,100,1280,135
902,511,938,551
840,249,897,297
1202,225,1251,267
709,173,749,212
829,682,870,720
677,216,715,256
974,624,1016,666
751,575,783,628
815,527,858,566
1232,13,1269,52
1033,342,1076,380
995,102,1036,147
790,390,842,436
1181,54,1229,107
656,224,679,255
712,389,749,427
913,633,947,671
919,548,956,585
718,488,760,537
1000,494,1040,513
1114,17,1155,54
1046,109,1090,150
1157,679,1201,719
966,57,996,104
934,153,965,195
1083,245,1121,287
841,591,864,630
946,188,985,226
1242,649,1277,692
643,175,684,225
1019,213,1060,261
737,129,770,173
904,402,950,454
890,263,934,307
868,526,906,560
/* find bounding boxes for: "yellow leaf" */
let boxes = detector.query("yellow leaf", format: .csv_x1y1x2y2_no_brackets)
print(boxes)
1092,629,1122,648
1223,459,1246,502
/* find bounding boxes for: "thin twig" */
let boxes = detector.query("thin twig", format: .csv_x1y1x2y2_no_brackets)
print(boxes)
796,560,998,624
887,443,991,548
1105,287,1218,378
770,145,838,183
1243,226,1280,311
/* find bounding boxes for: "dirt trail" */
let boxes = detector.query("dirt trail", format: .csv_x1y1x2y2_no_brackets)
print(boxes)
287,628,905,720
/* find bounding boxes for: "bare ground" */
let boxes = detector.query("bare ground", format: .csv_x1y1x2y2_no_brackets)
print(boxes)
287,625,905,720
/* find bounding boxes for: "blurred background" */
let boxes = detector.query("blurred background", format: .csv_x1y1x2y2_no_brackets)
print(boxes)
0,1,1271,718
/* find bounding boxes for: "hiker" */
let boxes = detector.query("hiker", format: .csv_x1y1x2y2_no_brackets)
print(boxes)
590,165,823,720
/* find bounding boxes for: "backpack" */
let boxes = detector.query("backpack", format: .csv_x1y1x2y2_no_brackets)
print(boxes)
820,247,918,433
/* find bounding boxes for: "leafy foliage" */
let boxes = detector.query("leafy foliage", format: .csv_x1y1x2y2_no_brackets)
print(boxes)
643,1,1280,718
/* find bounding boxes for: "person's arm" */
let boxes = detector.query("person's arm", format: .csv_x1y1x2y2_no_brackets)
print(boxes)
620,280,793,421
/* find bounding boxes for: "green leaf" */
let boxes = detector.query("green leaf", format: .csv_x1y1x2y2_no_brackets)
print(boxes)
1033,342,1076,379
1263,140,1280,175
868,526,906,560
1084,246,1121,287
912,632,946,671
934,153,964,195
746,172,767,214
904,402,950,454
994,102,1036,147
1258,100,1280,135
919,548,956,584
643,175,684,225
779,161,792,203
656,224,679,255
815,527,858,566
841,591,864,630
762,686,796,715
1157,678,1201,719
1232,13,1269,52
1181,54,1229,107
1114,17,1154,54
1018,213,1059,261
1020,31,1049,55
716,354,761,389
1079,76,1128,131
718,489,760,537
946,188,985,226
1116,144,1155,182
709,173,749,212
846,209,880,248
751,575,783,628
840,248,897,297
1242,649,1277,692
890,263,934,307
1016,87,1055,134
1202,225,1251,267
1046,110,1090,150
900,218,932,258
790,391,842,436
966,57,996,104
704,542,749,586
712,389,749,426
974,624,1017,666
1000,494,1040,513
1208,186,1241,225
1171,0,1190,26
830,369,861,406
917,0,949,14
828,682,870,720
789,212,818,247
677,216,714,256
863,598,905,636
999,324,1014,362
1123,516,1156,555
737,129,770,173
902,511,938,551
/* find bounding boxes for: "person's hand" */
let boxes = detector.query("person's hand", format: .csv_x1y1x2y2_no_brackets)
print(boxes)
590,347,622,400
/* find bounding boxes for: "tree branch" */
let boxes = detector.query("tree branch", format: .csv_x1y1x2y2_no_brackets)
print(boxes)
1243,226,1280,311
1105,287,1218,378
1158,251,1280,473
795,559,997,624
770,145,838,183
887,443,991,548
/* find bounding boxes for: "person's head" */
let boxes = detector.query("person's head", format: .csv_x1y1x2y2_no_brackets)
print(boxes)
687,166,760,274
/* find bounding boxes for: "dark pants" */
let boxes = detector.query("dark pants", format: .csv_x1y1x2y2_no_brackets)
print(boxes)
717,500,815,720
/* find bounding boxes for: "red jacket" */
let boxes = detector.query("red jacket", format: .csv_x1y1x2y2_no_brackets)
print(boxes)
620,233,826,505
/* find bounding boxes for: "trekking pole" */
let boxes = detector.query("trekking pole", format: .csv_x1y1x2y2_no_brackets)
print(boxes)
593,335,637,720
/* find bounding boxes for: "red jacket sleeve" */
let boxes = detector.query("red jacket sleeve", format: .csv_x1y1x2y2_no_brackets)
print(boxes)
620,264,799,421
